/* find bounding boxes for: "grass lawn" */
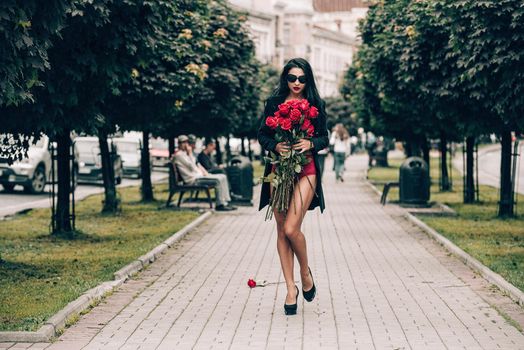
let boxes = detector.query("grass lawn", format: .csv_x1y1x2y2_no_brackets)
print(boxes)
0,183,200,332
368,157,524,292
252,160,265,185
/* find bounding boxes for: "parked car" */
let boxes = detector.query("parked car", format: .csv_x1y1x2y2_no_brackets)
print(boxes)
113,137,143,178
0,135,79,193
150,137,170,168
75,136,123,184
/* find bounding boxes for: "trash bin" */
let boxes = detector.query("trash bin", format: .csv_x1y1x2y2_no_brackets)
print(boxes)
399,157,430,204
226,155,253,204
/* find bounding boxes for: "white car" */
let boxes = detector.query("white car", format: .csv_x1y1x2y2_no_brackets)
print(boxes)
113,137,143,178
0,135,78,193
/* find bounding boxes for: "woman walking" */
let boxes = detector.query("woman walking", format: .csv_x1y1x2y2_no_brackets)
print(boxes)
330,123,351,182
258,58,329,315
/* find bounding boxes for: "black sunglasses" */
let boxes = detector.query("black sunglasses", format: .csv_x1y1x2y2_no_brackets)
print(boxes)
286,74,307,84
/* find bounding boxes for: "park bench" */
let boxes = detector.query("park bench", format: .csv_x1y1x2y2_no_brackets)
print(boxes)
166,162,215,209
380,181,399,205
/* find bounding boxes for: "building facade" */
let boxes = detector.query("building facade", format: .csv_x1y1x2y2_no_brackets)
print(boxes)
228,0,368,97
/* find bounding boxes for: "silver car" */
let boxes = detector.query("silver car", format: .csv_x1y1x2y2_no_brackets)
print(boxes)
76,137,123,184
0,135,78,193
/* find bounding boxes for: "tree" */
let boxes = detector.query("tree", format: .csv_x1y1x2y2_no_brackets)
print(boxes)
0,0,67,107
395,0,460,189
176,0,260,147
111,0,211,201
346,0,524,210
0,1,68,162
345,0,434,165
0,0,121,233
324,96,358,136
442,0,524,216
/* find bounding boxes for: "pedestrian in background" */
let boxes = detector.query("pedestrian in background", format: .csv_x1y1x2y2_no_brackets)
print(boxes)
330,123,350,182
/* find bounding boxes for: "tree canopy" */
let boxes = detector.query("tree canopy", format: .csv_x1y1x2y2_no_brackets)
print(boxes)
174,1,260,139
342,0,524,215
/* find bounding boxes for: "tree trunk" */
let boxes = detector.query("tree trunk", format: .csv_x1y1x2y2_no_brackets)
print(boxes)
421,137,430,169
168,137,175,156
168,137,175,190
226,136,231,162
54,130,73,234
464,136,476,203
498,130,514,217
405,140,421,158
98,130,118,213
215,138,223,165
141,130,154,201
404,141,413,158
241,136,246,156
440,131,451,191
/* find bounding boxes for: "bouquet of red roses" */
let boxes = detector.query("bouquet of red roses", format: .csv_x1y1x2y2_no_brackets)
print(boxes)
262,99,319,219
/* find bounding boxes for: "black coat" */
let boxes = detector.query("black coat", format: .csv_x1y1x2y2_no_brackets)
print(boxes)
257,96,329,213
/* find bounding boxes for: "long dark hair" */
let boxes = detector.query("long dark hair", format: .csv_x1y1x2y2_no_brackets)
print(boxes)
269,58,322,108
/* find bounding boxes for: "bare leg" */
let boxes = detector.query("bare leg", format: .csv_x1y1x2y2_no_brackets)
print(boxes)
271,185,297,305
283,175,316,292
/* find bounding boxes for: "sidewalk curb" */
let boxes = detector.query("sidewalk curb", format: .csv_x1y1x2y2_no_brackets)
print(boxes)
114,210,213,280
0,210,213,343
365,179,524,307
404,213,524,307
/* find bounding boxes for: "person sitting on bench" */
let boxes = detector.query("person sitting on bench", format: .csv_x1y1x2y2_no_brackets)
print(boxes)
174,135,237,211
197,137,226,174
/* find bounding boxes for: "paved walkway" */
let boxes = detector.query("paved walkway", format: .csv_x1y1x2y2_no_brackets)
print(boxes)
2,156,524,349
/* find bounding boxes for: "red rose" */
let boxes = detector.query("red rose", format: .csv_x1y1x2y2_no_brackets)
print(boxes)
301,118,312,131
279,117,292,131
265,116,279,130
274,111,281,118
290,100,301,109
299,100,310,112
247,279,256,288
278,103,290,115
290,108,302,123
307,124,315,137
308,106,319,118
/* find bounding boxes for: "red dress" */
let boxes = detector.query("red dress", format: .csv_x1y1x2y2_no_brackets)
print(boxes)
271,152,316,179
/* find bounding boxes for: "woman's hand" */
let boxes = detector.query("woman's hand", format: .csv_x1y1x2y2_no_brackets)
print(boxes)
275,142,291,156
293,138,313,153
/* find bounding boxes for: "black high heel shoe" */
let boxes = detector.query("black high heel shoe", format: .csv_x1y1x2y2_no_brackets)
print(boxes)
284,285,299,315
302,267,316,302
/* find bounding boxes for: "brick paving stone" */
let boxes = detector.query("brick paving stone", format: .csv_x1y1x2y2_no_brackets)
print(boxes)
30,344,49,349
6,155,524,349
5,344,33,350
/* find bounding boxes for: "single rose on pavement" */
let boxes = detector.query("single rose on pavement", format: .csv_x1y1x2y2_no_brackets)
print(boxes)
247,279,268,288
